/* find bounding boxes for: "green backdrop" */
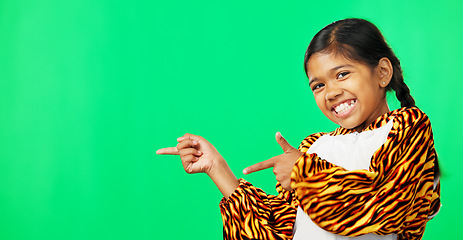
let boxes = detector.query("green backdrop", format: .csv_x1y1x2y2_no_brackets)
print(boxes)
0,0,461,239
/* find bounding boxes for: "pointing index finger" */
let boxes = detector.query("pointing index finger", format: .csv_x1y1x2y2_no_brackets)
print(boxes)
243,158,276,174
156,147,179,155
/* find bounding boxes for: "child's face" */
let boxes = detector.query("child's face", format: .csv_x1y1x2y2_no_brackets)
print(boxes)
306,52,390,132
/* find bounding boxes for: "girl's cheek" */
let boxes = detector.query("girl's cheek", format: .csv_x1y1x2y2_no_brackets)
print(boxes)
314,93,324,104
314,96,326,110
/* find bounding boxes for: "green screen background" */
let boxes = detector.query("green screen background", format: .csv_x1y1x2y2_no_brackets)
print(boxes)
0,0,461,239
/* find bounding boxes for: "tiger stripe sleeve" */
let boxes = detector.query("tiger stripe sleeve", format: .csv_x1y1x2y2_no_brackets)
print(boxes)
291,107,440,240
219,179,297,240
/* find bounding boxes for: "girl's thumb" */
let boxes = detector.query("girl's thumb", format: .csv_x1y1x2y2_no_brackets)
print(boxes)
276,132,293,152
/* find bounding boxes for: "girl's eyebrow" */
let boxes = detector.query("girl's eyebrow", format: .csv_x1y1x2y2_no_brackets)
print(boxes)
330,64,353,72
308,78,317,85
309,64,353,85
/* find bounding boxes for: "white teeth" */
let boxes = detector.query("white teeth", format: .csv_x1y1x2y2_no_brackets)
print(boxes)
334,100,356,114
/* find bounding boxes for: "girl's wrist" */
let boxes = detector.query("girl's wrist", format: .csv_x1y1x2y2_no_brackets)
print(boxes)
207,158,239,199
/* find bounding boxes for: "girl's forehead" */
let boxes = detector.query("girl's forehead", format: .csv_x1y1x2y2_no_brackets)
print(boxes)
306,52,360,78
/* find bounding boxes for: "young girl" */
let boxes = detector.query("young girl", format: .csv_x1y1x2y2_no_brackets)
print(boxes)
157,18,440,240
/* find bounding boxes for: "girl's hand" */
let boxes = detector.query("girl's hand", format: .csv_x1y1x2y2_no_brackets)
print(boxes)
156,133,223,174
157,133,239,198
243,132,303,191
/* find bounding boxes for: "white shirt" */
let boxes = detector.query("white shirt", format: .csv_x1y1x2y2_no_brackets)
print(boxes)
292,119,397,240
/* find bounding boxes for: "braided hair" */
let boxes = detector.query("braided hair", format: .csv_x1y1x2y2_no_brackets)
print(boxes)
303,19,441,177
303,18,415,108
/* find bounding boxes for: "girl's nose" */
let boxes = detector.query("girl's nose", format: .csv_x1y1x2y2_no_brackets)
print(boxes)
325,86,343,101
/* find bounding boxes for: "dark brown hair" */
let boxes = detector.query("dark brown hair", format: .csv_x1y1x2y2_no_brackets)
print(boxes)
304,18,415,108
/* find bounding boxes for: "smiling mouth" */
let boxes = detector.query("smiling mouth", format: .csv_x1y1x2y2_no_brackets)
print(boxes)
333,99,357,116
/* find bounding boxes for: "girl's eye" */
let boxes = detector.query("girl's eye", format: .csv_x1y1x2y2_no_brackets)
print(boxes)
311,83,325,91
337,71,350,79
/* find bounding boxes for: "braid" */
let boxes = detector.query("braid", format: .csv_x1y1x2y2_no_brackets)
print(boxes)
303,18,417,108
388,58,416,108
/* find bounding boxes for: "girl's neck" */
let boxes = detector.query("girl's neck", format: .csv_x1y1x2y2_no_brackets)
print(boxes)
353,102,390,133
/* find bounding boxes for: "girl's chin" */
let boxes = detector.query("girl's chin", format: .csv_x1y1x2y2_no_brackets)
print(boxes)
335,119,362,130
325,112,360,129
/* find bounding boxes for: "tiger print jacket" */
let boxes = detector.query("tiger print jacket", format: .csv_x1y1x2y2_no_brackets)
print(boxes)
219,107,441,240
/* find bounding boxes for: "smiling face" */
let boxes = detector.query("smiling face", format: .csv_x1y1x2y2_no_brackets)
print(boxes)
306,52,391,132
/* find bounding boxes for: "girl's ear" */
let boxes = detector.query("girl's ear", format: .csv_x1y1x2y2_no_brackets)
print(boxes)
376,57,393,88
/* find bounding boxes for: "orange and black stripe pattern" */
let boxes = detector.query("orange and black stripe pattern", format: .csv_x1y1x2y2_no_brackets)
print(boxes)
219,179,297,240
220,107,440,240
293,107,440,240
